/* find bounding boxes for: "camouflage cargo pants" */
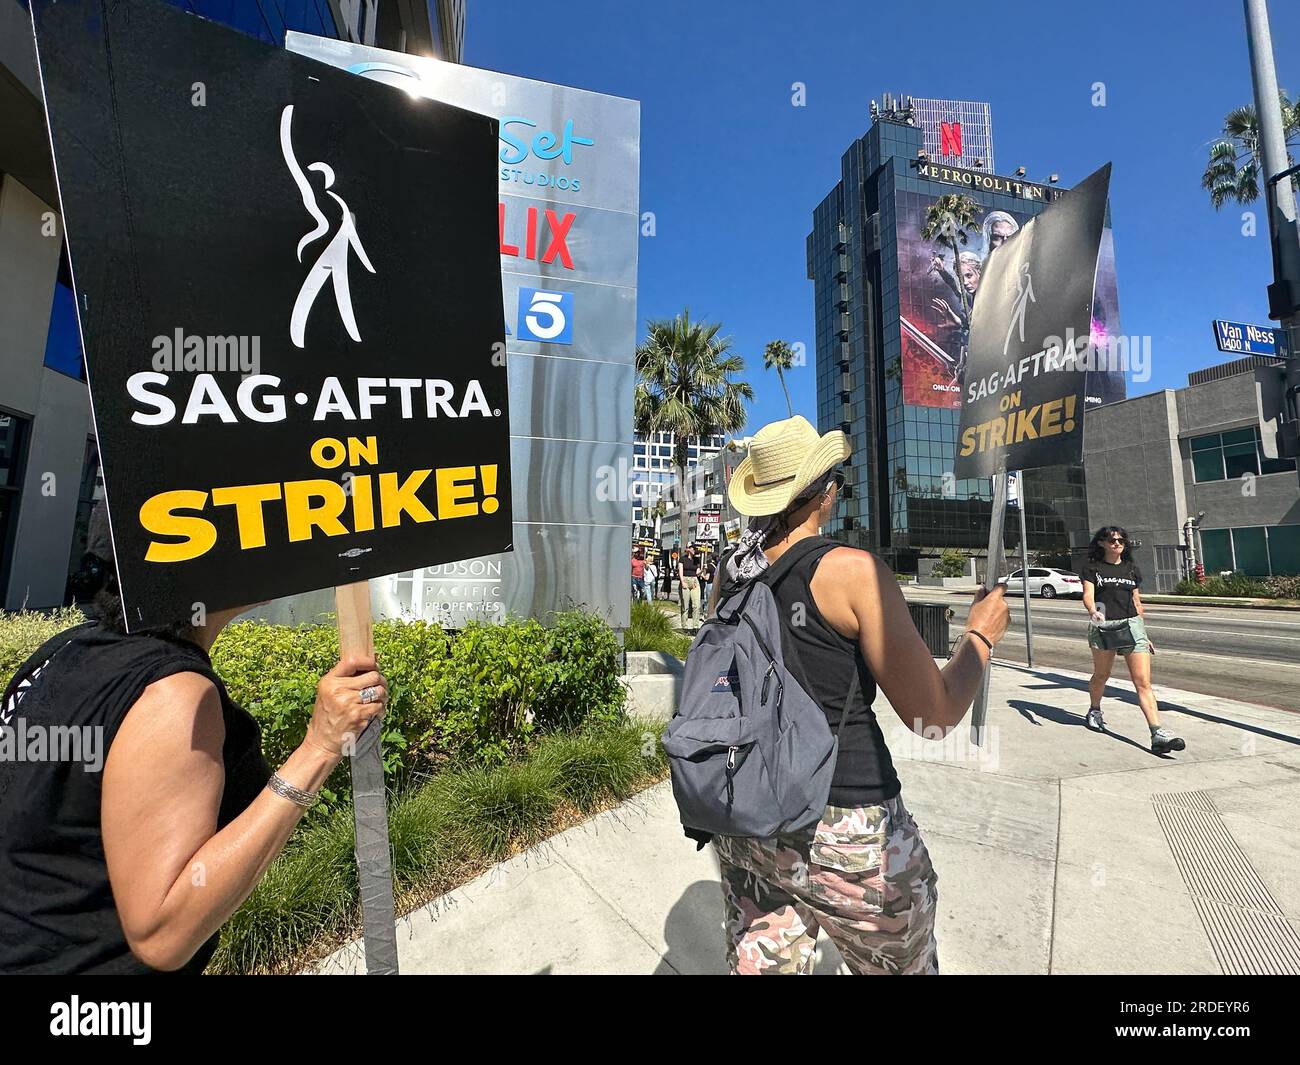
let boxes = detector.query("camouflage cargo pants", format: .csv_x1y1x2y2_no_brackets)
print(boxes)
713,794,939,975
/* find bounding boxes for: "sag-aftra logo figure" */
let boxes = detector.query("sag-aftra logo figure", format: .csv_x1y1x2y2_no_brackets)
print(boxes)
279,104,376,349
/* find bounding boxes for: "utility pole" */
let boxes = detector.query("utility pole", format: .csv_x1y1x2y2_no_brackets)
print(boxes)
1244,0,1300,484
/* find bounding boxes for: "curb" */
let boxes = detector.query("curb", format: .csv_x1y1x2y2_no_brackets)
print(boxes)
1140,594,1300,611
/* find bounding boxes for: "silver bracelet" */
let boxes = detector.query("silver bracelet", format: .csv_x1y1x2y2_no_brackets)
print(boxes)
266,772,319,809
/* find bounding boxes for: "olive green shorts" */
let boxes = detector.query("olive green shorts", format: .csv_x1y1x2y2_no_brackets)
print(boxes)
1087,615,1151,655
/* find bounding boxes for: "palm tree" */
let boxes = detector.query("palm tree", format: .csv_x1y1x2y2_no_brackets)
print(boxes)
1202,92,1300,209
763,340,796,417
920,193,983,321
635,309,753,510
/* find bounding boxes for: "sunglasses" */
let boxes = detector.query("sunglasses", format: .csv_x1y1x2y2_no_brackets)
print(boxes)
1103,537,1126,545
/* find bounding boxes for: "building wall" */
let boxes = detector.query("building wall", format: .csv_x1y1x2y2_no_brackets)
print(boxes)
1083,389,1187,584
1084,370,1300,584
0,173,91,610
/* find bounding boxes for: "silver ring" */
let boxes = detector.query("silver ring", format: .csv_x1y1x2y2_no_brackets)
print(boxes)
360,685,380,705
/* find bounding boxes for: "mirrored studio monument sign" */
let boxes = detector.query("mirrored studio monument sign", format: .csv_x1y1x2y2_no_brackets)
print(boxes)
286,33,641,630
30,0,511,628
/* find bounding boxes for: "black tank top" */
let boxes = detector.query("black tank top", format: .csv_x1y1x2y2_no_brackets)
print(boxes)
761,537,901,806
0,623,270,973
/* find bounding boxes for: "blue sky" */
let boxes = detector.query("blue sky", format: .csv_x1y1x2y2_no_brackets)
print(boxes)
466,0,1300,435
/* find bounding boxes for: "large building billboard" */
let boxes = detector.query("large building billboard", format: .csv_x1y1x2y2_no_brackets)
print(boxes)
285,33,639,628
896,166,1125,411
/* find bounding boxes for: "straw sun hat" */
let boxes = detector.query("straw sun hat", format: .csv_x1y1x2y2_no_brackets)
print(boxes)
727,416,852,517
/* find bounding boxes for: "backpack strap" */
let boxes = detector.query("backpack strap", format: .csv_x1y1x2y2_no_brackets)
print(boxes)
839,669,859,734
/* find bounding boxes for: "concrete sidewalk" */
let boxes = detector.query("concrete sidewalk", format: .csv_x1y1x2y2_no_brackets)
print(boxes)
311,662,1300,975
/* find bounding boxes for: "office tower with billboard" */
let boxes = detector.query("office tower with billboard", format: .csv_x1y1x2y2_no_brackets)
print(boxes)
807,98,1126,572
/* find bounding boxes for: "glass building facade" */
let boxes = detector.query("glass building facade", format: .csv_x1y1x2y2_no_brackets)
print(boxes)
807,110,1124,571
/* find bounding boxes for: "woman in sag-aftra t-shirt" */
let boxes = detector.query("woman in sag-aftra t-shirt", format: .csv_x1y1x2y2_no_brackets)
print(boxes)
1080,525,1185,755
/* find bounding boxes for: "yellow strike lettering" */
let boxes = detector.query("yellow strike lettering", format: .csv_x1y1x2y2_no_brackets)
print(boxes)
211,482,283,549
351,474,375,532
435,466,478,520
959,427,977,457
140,490,217,563
1014,406,1041,442
379,470,435,528
988,416,1006,449
284,479,349,542
1040,398,1064,436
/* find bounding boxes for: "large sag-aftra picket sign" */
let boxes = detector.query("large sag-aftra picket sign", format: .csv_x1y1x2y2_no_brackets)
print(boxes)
953,164,1112,479
30,0,511,630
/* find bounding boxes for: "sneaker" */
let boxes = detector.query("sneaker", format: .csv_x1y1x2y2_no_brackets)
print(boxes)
1085,706,1105,732
1151,727,1186,755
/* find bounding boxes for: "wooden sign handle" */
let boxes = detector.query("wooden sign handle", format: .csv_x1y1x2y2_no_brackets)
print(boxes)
335,581,399,975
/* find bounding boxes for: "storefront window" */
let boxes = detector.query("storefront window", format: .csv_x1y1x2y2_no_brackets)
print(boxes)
1232,526,1269,576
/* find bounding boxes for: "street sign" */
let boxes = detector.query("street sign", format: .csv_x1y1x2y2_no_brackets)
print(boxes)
31,0,512,630
1212,319,1284,357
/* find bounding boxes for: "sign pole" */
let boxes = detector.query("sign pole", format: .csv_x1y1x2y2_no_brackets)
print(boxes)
1013,473,1035,668
970,464,1008,747
336,581,399,976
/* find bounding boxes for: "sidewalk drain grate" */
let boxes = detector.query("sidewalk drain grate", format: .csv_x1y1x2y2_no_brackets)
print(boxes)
1153,790,1300,975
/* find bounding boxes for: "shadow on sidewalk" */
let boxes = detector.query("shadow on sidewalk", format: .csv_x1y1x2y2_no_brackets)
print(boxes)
1008,699,1155,756
1015,670,1300,748
656,880,728,975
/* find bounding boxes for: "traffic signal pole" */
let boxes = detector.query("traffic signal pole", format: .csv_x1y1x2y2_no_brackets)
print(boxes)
1243,0,1300,482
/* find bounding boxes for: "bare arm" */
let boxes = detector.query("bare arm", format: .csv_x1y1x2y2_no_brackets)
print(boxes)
812,548,1008,736
1083,579,1103,622
102,657,385,971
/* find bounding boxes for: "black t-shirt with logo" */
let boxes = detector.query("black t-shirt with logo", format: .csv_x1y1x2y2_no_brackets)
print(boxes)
1082,558,1143,621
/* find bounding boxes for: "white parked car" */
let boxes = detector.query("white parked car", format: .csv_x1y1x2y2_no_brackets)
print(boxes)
999,567,1083,599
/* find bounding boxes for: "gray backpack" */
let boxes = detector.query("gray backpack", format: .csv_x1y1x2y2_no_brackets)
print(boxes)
662,544,855,839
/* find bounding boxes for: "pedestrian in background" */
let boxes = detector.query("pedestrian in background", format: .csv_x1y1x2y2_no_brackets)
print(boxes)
631,549,646,603
678,546,702,631
698,551,716,618
643,557,659,605
1082,525,1185,755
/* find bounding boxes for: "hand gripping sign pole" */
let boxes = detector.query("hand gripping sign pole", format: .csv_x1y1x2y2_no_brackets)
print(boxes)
970,464,1008,747
336,582,399,975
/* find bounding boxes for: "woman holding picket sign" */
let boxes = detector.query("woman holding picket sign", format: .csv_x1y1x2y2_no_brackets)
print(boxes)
689,416,1010,975
1082,525,1185,755
0,506,389,973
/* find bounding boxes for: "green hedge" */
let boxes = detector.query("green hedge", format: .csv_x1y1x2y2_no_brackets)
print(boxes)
210,610,626,803
1174,573,1300,600
1,607,628,806
0,607,88,685
931,549,969,579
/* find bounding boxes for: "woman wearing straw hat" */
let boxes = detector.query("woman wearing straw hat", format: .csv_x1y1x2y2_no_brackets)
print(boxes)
707,415,1009,975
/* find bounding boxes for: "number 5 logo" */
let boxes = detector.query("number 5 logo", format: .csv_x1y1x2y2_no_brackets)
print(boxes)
516,287,573,344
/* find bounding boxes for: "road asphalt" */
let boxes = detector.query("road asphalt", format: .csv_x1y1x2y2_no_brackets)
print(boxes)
902,586,1300,712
